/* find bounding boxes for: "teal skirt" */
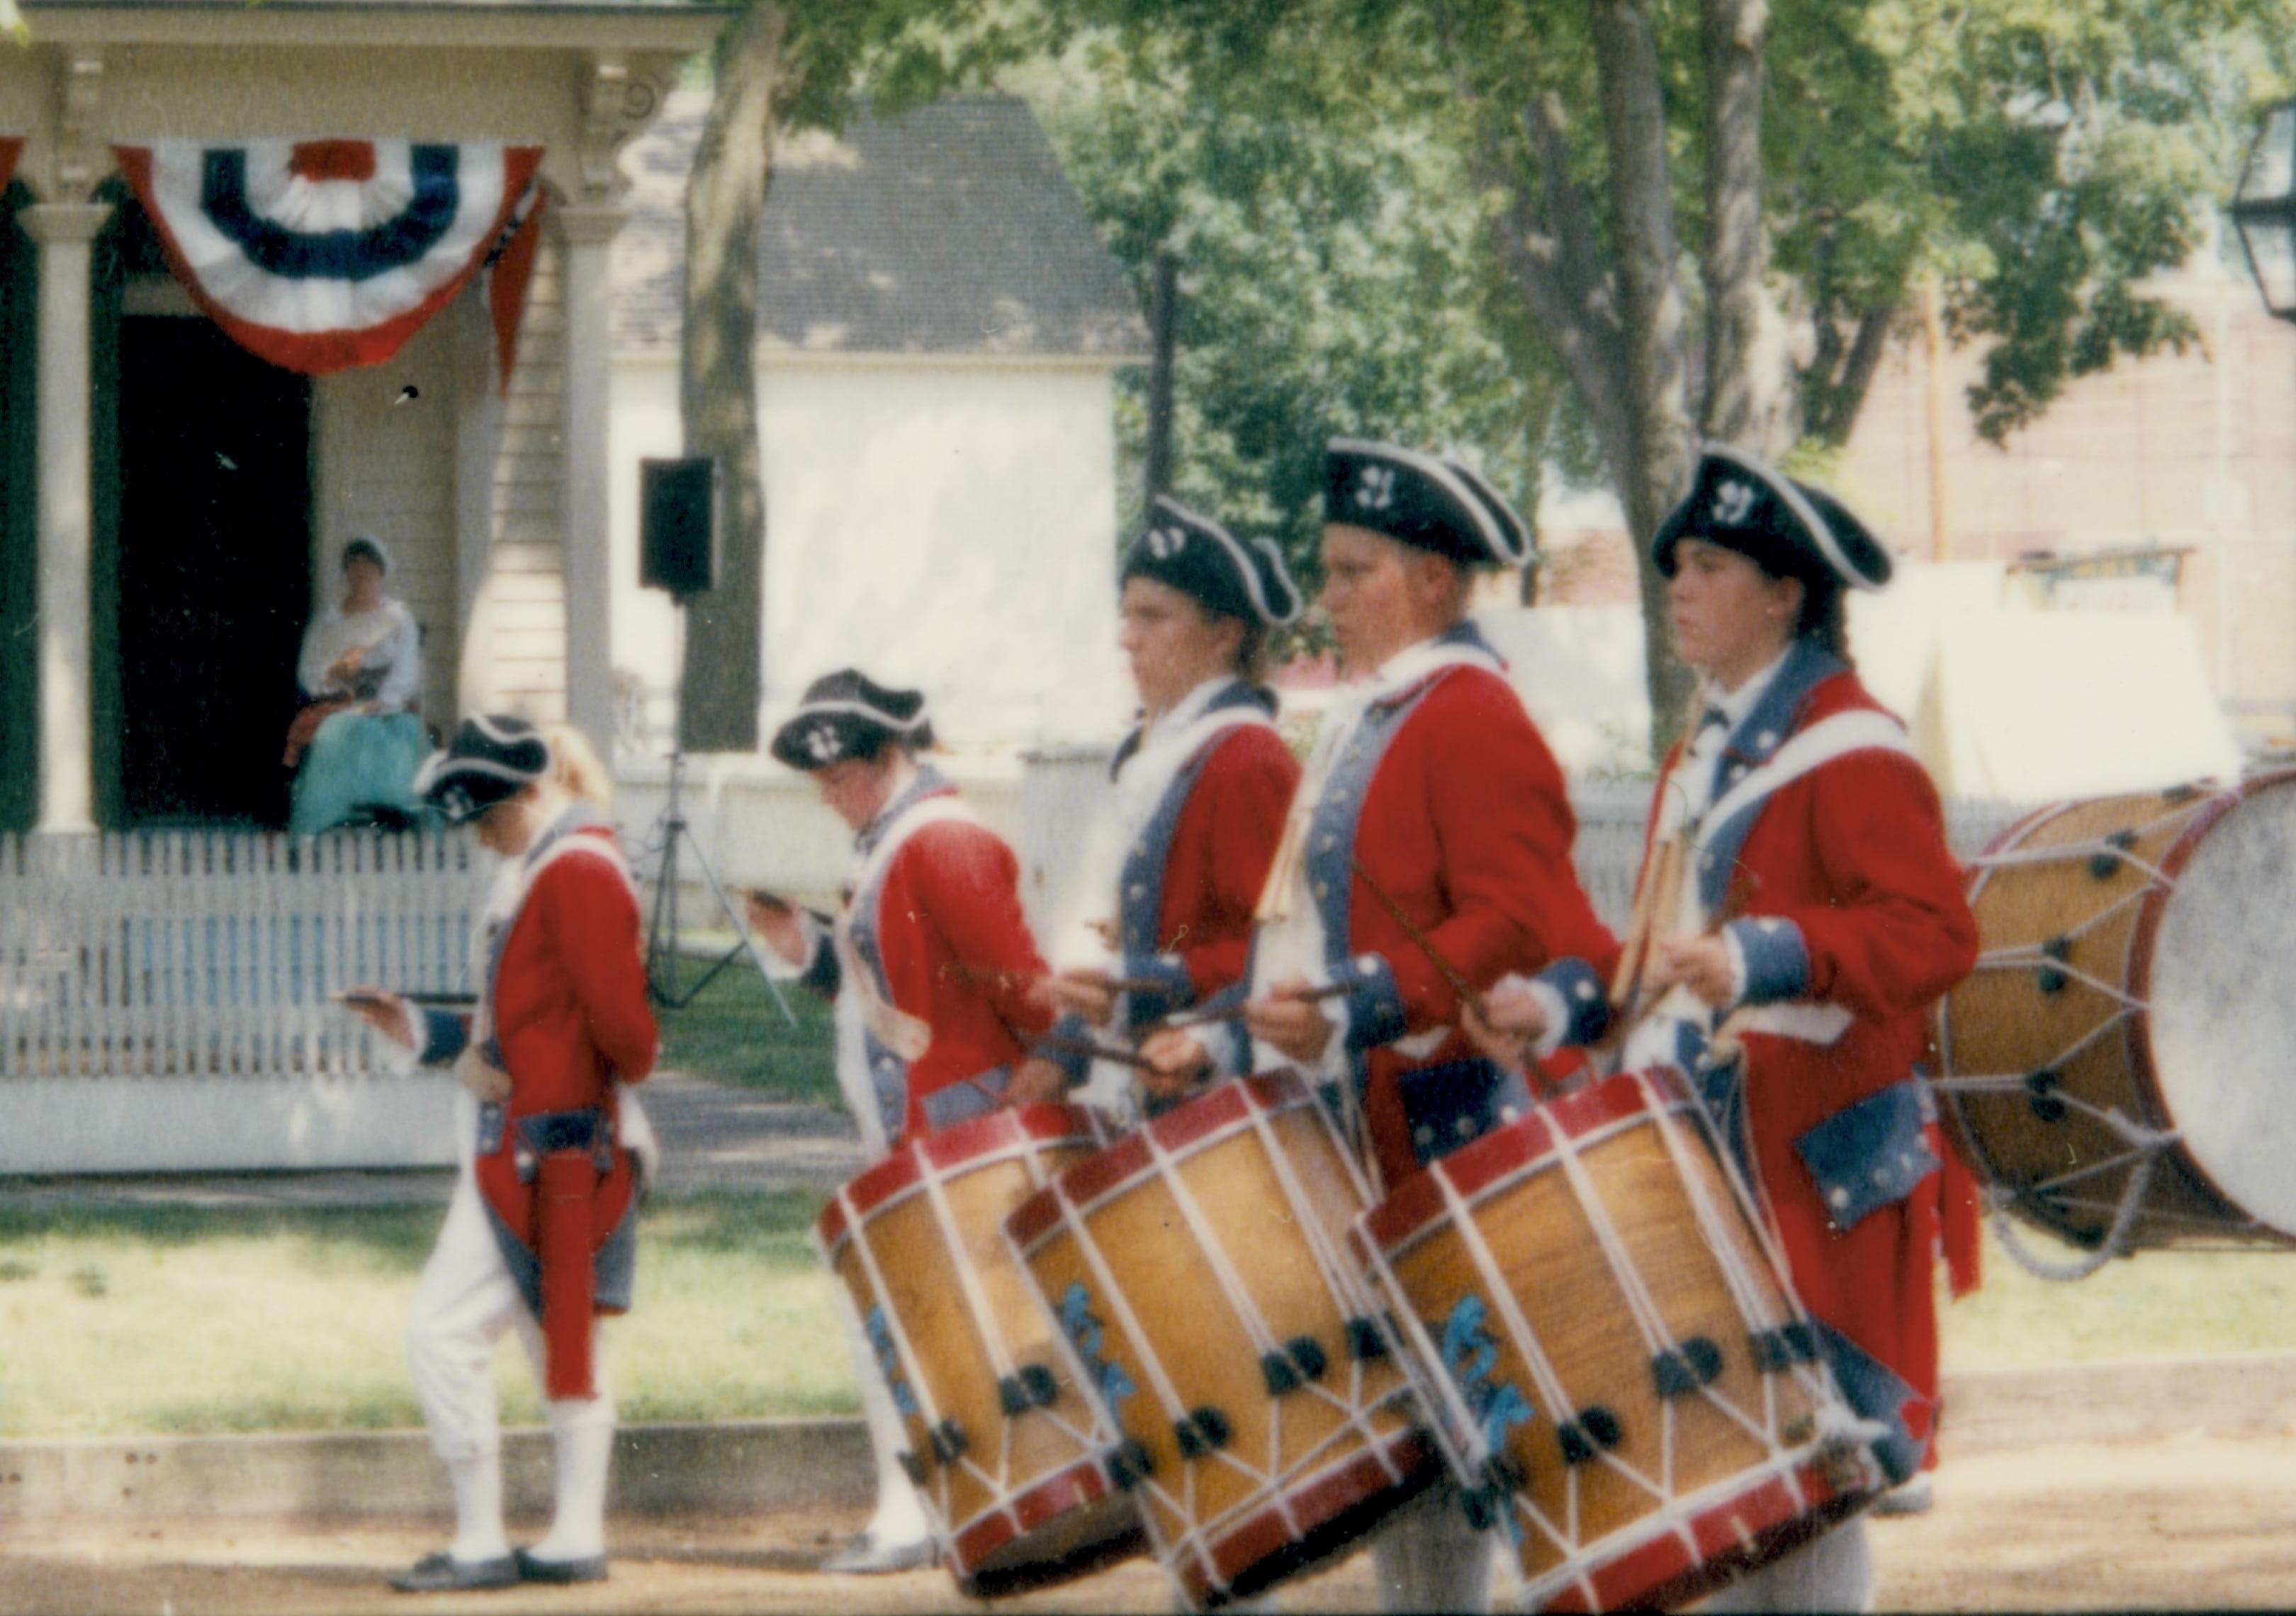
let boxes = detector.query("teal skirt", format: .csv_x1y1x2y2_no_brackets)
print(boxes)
288,709,432,837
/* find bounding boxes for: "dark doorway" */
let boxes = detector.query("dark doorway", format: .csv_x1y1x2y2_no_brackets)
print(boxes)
116,316,313,826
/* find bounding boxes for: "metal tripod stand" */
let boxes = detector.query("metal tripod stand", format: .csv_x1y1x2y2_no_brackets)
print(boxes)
641,746,796,1021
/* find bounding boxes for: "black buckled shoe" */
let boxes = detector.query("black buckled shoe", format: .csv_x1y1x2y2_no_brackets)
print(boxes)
514,1547,610,1585
388,1552,520,1593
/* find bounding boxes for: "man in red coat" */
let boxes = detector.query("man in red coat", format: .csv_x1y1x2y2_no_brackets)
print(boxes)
745,670,1061,1574
1144,438,1612,1615
351,715,658,1593
1473,447,1979,1610
1035,495,1302,1109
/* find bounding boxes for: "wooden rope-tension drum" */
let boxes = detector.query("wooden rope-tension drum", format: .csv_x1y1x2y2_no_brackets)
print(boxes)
1006,1072,1439,1610
815,1104,1146,1595
1354,1069,1878,1612
1935,772,2296,1270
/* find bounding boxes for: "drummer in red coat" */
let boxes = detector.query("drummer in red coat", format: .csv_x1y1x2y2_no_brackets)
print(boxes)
349,715,658,1593
1035,495,1302,1107
744,672,1064,1576
1471,447,1979,1612
746,670,1062,1145
1144,439,1613,1615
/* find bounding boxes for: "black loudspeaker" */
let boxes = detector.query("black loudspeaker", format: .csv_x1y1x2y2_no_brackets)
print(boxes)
640,456,720,597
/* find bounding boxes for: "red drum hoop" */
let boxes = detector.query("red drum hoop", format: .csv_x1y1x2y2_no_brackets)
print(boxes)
816,1102,1144,1596
1008,1072,1438,1609
1356,1070,1874,1612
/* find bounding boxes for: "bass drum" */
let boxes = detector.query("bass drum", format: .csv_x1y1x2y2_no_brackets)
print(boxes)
1936,771,2296,1255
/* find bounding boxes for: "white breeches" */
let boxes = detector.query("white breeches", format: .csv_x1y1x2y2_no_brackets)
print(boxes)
407,1166,613,1465
1370,1481,1494,1615
1699,1515,1874,1614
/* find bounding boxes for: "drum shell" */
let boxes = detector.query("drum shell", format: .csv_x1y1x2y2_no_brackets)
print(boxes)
816,1104,1144,1594
1359,1070,1866,1612
1006,1072,1438,1608
1937,775,2296,1250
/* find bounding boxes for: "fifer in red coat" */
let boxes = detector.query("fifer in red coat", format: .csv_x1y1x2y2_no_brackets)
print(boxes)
422,808,658,1401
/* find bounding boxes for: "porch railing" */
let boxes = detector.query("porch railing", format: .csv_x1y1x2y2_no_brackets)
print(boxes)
0,829,482,1080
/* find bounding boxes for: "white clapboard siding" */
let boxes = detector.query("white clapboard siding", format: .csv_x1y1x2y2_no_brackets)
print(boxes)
0,830,482,1080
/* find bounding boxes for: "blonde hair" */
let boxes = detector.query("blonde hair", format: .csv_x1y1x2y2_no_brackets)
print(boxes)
539,722,615,812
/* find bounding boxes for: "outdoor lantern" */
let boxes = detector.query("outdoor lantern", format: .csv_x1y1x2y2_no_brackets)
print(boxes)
2234,100,2296,322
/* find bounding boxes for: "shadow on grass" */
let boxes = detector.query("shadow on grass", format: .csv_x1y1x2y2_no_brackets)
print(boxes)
0,1189,831,1274
655,960,840,1104
639,1187,828,1258
0,1201,446,1268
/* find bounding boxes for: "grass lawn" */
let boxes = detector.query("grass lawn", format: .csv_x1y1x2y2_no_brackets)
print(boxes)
4,1182,2293,1439
654,947,840,1106
0,1191,851,1440
5,965,2289,1437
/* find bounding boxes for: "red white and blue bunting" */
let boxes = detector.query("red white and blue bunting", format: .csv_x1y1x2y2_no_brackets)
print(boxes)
112,139,546,378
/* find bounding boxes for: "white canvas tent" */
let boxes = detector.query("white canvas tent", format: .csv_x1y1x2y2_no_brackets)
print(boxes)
1480,558,2243,797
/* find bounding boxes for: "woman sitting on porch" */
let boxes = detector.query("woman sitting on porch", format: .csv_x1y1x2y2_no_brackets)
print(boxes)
285,535,429,837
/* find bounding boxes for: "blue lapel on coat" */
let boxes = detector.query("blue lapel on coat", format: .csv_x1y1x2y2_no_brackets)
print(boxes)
1692,641,1846,916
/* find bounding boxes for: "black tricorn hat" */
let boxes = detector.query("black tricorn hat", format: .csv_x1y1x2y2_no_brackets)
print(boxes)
1322,438,1534,567
770,670,934,771
1651,447,1892,593
1120,496,1302,627
412,714,551,824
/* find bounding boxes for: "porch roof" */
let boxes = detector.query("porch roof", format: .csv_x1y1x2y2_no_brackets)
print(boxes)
21,0,729,50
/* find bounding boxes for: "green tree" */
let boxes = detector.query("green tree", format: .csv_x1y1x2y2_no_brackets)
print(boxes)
1026,34,1582,618
674,4,1026,749
1047,0,2288,746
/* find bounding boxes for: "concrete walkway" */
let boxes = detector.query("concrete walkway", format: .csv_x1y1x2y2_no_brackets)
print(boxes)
0,1072,864,1210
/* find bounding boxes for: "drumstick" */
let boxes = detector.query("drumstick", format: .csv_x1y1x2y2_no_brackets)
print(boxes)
1347,858,1568,1101
944,962,1180,997
1035,1031,1159,1073
1347,858,1486,1020
1154,980,1352,1032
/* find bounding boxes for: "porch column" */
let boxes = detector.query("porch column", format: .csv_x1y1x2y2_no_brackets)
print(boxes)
555,203,624,753
22,201,111,834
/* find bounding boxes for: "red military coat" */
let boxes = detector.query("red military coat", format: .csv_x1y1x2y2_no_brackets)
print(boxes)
423,808,658,1400
1543,644,1977,1481
1150,721,1301,1005
1238,627,1614,1191
1038,683,1300,1089
804,770,1054,1145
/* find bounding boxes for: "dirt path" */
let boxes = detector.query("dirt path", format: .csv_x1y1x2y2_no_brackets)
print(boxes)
9,1432,2294,1614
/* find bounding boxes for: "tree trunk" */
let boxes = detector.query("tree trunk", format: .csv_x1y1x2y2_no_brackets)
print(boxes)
677,3,792,753
1699,0,1786,456
1589,0,1697,747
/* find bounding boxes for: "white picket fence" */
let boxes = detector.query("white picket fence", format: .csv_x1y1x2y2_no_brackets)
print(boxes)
0,829,483,1082
0,785,2034,1173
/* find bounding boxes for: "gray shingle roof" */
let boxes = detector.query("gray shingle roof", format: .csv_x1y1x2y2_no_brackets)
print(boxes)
617,90,1147,361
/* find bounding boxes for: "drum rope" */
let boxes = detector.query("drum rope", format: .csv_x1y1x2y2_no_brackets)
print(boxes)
1961,954,2149,1013
1638,1083,1827,1489
918,1161,1024,1391
1133,1118,1368,1548
836,1186,960,1537
1242,1094,1385,1340
1351,1231,1495,1508
1654,1070,1850,1423
1431,1158,1603,1559
1968,881,2161,967
1135,1118,1332,1554
1042,1177,1224,1603
1237,1092,1419,1500
1965,790,2219,879
1543,1094,1783,1498
1988,1152,2155,1283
